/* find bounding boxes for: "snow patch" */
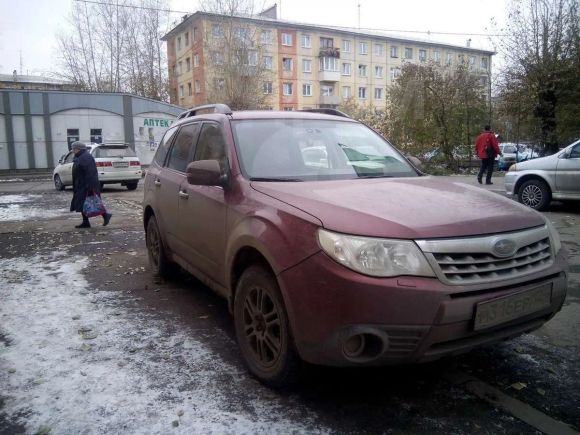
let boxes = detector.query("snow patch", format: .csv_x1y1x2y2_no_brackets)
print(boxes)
0,194,68,221
0,252,325,434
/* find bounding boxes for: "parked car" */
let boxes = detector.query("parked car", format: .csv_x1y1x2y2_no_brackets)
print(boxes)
497,143,518,170
53,143,142,191
143,105,568,386
505,139,580,210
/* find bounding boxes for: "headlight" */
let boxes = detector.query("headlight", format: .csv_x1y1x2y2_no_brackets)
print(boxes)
508,164,517,172
544,219,562,255
317,229,435,277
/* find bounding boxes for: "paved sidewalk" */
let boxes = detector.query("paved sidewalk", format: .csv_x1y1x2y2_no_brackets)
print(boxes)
433,174,506,194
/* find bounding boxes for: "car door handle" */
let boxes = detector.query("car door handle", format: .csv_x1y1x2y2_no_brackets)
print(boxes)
154,179,161,187
178,190,189,199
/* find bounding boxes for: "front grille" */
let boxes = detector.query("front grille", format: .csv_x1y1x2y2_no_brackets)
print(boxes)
384,329,424,358
416,226,554,285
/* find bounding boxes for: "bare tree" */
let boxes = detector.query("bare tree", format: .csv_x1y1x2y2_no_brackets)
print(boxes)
495,0,579,153
201,0,274,109
56,0,170,101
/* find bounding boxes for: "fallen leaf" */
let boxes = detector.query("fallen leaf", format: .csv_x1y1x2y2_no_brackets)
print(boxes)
514,346,525,353
546,367,557,375
172,420,179,428
80,343,92,352
177,410,184,417
8,368,16,374
537,388,546,396
198,315,209,319
37,425,51,435
510,382,527,391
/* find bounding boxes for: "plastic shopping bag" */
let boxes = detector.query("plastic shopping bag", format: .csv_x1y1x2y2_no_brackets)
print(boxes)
83,193,106,217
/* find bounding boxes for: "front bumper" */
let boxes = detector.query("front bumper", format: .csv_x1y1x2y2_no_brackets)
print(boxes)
278,250,568,366
504,172,517,195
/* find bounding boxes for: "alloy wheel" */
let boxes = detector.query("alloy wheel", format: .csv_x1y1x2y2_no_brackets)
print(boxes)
521,184,542,208
147,222,161,269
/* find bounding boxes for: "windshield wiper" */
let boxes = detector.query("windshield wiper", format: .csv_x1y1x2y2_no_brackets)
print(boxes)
250,177,303,182
357,174,394,179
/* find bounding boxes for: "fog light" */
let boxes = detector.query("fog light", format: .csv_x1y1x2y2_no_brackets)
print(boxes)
343,334,365,358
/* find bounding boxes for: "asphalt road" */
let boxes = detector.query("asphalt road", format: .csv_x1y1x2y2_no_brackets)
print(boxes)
0,178,579,434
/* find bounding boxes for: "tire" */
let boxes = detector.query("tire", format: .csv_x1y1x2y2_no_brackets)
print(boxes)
100,182,105,191
234,265,300,387
518,179,551,211
126,182,138,191
146,215,173,278
54,174,65,191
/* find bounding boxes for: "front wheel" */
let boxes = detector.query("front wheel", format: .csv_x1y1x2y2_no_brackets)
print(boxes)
126,182,138,191
54,175,65,191
518,179,551,211
234,265,300,387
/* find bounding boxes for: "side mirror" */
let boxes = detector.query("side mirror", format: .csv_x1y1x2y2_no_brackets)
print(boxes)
186,160,228,187
406,155,423,171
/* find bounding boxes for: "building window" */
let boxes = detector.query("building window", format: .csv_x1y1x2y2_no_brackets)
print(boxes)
172,64,176,77
321,85,334,96
343,40,351,52
375,44,384,56
234,27,250,41
480,76,488,87
188,82,192,96
446,52,453,65
301,34,312,48
481,57,488,70
90,128,102,144
390,46,398,58
263,55,273,70
303,59,312,73
320,37,334,48
374,87,382,100
282,57,293,71
469,55,476,67
214,78,225,91
419,49,427,62
375,65,383,78
185,32,189,46
192,54,198,68
358,64,367,77
212,51,224,65
390,67,401,80
67,129,80,150
283,107,294,111
178,61,183,75
177,37,181,51
186,57,191,71
433,50,441,64
359,41,368,54
282,33,292,46
458,54,465,64
320,57,339,71
212,24,223,38
358,87,367,99
342,86,351,99
193,27,198,41
194,80,201,93
263,82,273,94
247,50,258,66
303,83,312,96
405,47,413,59
261,30,272,44
342,63,351,75
283,82,293,95
179,85,184,98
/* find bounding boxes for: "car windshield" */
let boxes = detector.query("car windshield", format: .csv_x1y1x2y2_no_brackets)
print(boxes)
94,146,137,158
502,145,517,153
231,119,416,181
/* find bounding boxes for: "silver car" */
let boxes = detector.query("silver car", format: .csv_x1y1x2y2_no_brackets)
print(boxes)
505,139,580,210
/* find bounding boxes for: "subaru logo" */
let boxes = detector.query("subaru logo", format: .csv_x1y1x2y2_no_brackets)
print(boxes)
492,239,517,257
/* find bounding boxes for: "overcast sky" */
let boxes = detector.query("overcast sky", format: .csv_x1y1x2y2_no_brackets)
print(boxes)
0,0,507,76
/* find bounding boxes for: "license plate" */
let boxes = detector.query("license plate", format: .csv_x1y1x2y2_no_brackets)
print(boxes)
473,284,552,331
113,162,129,168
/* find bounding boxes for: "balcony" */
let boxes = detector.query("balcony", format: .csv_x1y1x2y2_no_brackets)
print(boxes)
318,70,341,82
319,95,341,105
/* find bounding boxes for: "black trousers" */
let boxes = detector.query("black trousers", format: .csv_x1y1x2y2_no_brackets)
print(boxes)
478,157,495,183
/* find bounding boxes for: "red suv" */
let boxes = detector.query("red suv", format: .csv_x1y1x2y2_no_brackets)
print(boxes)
143,105,568,386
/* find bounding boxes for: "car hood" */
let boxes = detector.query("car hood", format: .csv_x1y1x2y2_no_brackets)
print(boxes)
251,176,545,239
514,152,559,171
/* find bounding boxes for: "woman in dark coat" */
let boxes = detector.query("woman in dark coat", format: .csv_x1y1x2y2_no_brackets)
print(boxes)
70,141,112,228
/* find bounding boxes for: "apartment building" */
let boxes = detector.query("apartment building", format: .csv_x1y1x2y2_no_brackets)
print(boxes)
162,6,493,111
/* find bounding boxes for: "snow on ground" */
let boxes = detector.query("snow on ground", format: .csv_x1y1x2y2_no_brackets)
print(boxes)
0,252,326,434
0,194,68,222
0,179,25,183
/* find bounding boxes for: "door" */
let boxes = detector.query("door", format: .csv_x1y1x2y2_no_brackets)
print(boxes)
60,151,76,184
177,122,229,285
555,142,580,196
67,129,79,151
155,122,200,254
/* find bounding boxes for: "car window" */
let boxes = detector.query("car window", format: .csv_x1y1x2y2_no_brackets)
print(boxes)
153,125,179,166
570,144,580,159
167,123,200,173
502,145,517,153
94,146,137,158
64,152,75,164
231,119,416,180
192,123,228,171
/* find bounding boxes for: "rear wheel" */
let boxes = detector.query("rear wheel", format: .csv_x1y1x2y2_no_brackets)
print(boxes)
54,175,65,191
518,179,551,211
234,265,300,387
126,182,138,191
146,215,173,278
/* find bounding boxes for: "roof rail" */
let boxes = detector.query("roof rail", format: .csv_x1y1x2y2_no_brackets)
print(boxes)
177,103,233,119
299,108,350,118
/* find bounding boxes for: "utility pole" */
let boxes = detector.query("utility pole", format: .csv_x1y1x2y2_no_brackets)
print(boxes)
357,2,361,29
19,50,23,75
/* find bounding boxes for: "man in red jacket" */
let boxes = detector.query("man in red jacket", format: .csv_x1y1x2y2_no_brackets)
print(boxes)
475,125,502,185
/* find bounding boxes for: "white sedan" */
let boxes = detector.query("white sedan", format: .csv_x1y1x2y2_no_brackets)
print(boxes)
53,143,142,191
